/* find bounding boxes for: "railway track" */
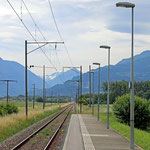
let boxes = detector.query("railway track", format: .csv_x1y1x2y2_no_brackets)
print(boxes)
11,105,73,150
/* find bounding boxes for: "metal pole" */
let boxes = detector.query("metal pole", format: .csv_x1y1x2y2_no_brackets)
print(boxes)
98,64,100,120
107,48,110,129
25,40,28,117
33,84,35,109
130,7,134,149
89,65,91,107
6,81,8,104
80,66,82,113
43,65,45,109
92,72,94,116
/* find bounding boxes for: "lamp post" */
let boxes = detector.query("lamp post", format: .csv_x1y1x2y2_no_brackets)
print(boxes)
116,2,135,149
93,63,100,121
89,71,94,116
100,45,111,129
89,65,92,107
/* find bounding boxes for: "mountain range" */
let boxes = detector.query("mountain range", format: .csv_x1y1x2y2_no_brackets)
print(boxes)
0,50,150,97
47,50,150,96
0,58,79,96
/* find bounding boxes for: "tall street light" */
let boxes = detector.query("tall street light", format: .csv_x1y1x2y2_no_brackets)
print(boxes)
89,71,94,116
93,63,100,121
100,45,111,129
116,2,135,149
89,65,92,107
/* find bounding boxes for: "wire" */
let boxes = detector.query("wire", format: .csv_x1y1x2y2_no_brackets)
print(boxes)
22,0,63,72
7,0,57,68
22,0,47,41
7,0,74,96
47,0,73,66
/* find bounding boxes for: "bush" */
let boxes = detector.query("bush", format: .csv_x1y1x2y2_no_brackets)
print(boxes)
78,97,88,105
5,103,18,114
113,94,150,130
36,97,43,102
0,103,18,116
0,104,7,116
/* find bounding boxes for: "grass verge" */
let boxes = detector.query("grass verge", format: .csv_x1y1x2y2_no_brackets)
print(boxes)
0,102,69,142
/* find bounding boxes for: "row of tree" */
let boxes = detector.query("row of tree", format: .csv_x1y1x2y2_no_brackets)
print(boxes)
81,80,150,104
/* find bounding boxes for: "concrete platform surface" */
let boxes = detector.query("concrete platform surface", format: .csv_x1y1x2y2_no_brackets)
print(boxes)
62,114,84,150
62,114,142,150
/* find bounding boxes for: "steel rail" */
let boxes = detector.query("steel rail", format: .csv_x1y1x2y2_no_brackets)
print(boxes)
44,106,73,150
11,105,72,150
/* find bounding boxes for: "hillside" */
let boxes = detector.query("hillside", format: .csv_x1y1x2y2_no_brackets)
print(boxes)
47,50,150,96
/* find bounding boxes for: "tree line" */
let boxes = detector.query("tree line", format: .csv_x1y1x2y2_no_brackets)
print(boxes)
81,80,150,104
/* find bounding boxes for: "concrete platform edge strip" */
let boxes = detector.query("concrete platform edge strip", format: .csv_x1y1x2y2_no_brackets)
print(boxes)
62,115,72,150
78,115,95,150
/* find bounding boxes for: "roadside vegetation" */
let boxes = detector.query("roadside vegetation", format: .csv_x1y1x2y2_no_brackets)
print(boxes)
0,103,18,116
0,101,69,142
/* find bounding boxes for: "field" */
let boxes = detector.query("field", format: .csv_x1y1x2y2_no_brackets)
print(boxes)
77,104,150,150
0,101,69,142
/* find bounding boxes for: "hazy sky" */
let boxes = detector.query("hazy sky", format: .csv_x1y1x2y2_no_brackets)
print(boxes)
0,0,150,76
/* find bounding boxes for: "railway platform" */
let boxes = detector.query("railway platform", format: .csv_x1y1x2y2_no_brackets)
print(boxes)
62,114,142,150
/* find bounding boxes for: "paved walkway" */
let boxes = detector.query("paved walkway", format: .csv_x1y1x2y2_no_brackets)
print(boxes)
62,114,142,150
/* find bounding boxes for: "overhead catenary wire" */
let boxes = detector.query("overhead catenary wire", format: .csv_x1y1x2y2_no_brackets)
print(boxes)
22,0,47,41
22,0,63,70
7,0,57,69
7,0,75,96
47,0,73,66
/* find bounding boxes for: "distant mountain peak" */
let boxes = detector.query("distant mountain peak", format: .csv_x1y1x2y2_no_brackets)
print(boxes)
0,57,3,61
117,50,150,65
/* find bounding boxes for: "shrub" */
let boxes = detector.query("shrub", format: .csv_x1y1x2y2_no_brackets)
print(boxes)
0,103,18,116
36,97,43,102
0,104,7,116
5,103,18,114
78,97,88,105
113,94,150,130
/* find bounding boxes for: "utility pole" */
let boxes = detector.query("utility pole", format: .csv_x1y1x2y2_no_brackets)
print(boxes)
32,84,35,109
25,41,64,118
63,66,82,112
43,65,45,110
89,65,91,107
30,65,55,110
0,80,17,103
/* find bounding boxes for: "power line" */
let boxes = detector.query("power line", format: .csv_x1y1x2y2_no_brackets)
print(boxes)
7,0,56,69
47,0,73,66
22,0,63,71
7,0,74,95
22,0,47,41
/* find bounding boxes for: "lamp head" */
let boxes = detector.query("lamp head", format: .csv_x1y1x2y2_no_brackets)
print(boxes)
100,45,111,49
30,65,34,68
116,2,135,8
93,63,100,66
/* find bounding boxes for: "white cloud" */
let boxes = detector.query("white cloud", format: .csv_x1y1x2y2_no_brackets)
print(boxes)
0,0,150,75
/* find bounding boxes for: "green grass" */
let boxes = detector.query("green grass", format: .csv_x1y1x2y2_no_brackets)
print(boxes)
79,104,150,150
0,101,43,107
0,107,59,142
